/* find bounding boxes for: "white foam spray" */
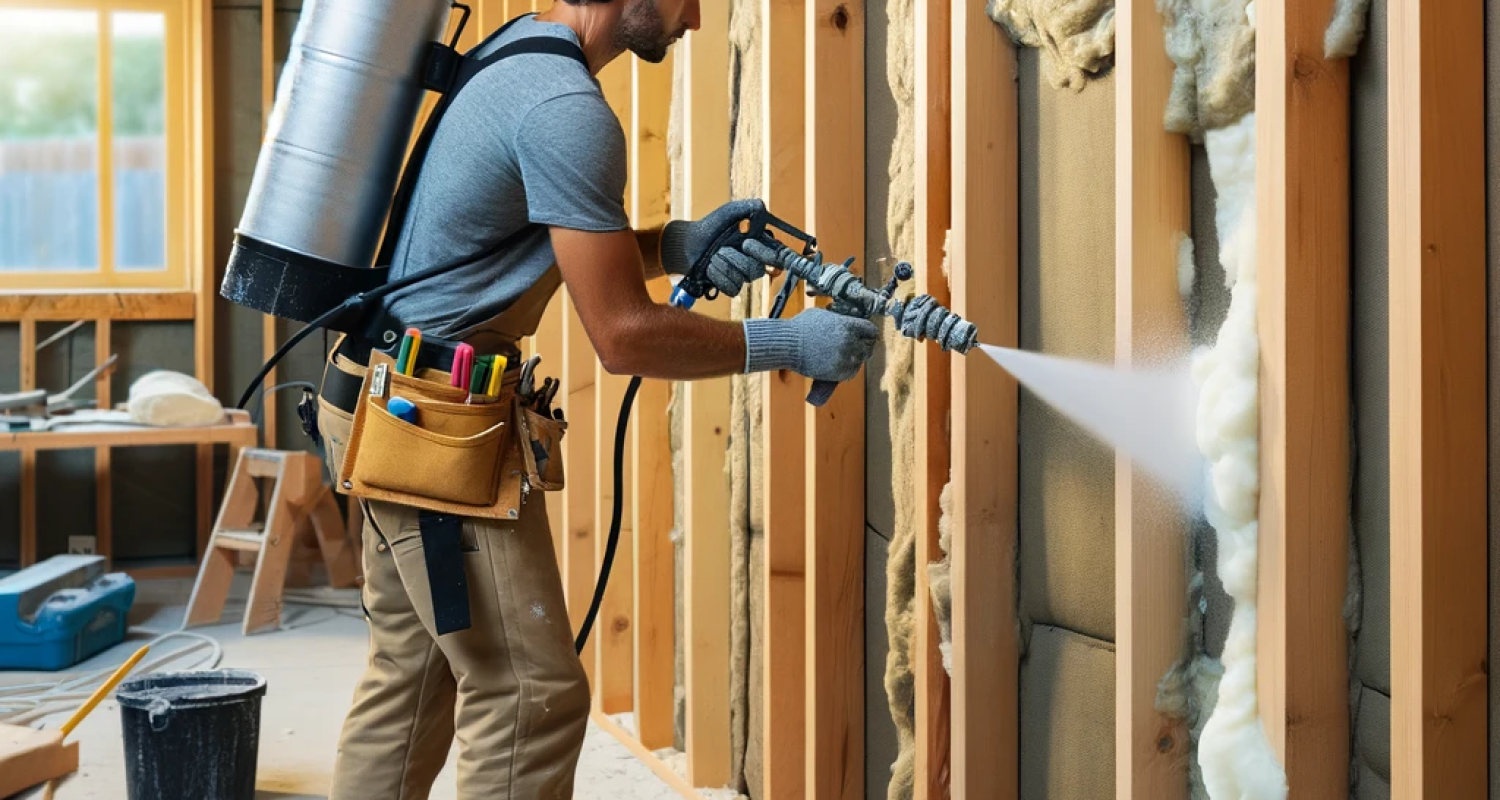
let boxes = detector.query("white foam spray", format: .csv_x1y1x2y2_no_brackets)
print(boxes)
1190,112,1286,800
978,344,1203,509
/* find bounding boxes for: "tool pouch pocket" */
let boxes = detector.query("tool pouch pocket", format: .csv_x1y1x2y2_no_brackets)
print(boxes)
516,404,567,492
338,351,526,519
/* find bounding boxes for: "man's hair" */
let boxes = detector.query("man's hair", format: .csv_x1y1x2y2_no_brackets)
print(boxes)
559,0,615,4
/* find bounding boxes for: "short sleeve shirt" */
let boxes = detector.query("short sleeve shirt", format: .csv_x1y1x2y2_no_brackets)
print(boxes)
379,16,629,339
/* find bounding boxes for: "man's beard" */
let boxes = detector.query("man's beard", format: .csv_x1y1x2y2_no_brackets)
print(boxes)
613,0,675,63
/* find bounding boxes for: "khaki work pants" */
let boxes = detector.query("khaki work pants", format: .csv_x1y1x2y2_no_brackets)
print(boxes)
319,402,590,800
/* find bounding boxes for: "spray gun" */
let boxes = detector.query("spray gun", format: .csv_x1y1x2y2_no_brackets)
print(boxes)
667,209,980,405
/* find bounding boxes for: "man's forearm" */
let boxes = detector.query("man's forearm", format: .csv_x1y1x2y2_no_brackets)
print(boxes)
598,302,747,380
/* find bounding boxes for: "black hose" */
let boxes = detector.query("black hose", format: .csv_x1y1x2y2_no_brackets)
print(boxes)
573,374,642,654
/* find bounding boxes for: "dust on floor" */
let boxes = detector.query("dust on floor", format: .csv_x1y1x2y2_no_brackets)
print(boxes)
1,577,681,800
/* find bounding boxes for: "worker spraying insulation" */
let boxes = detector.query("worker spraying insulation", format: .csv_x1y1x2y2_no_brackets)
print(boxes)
216,0,978,796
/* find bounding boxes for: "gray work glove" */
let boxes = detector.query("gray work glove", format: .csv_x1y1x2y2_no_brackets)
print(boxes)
660,198,771,297
742,309,879,382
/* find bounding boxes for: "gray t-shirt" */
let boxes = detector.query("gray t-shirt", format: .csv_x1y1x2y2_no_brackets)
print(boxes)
380,16,629,338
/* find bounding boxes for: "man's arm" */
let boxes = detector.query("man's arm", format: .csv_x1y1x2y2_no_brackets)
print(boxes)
551,226,745,380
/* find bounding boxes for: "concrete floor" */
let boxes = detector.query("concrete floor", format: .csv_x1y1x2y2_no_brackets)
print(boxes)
2,577,681,799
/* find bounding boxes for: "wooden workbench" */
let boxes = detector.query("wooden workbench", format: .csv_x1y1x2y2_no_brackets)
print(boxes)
2,409,259,574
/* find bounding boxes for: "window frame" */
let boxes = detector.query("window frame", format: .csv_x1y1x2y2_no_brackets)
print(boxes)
0,0,192,291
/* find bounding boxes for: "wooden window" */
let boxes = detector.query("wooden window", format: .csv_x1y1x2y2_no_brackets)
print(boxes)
0,0,196,291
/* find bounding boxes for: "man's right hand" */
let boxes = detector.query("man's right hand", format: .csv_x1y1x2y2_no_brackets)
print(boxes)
743,308,879,382
659,198,772,297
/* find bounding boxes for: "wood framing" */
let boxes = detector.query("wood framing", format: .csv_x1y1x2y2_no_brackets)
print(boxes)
562,296,599,686
259,0,278,449
0,292,196,322
95,321,114,562
1388,0,1489,795
19,321,37,567
1114,1,1191,797
629,49,676,751
679,2,734,784
1255,2,1352,793
804,1,865,798
760,0,808,793
912,0,952,795
950,0,1019,796
631,283,676,752
594,355,635,715
631,53,673,231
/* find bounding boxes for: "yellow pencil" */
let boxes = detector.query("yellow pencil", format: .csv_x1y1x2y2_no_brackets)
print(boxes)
59,644,150,736
488,356,506,395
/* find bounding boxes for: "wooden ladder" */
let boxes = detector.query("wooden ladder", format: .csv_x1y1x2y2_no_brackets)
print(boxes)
185,448,357,635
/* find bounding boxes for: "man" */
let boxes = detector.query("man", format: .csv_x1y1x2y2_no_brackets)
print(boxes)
317,0,878,797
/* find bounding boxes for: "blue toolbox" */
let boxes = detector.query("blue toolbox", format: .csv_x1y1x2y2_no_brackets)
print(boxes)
0,555,135,671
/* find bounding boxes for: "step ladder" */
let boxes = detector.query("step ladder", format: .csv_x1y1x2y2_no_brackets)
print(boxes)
186,448,358,635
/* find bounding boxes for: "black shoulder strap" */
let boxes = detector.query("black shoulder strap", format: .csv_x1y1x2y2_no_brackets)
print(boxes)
375,16,589,267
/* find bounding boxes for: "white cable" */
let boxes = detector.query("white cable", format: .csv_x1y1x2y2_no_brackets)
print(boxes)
0,588,358,730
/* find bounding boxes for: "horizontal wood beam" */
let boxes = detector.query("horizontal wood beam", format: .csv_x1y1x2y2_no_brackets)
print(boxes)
0,292,197,321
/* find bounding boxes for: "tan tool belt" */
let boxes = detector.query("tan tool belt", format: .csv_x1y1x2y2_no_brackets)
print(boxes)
330,347,567,520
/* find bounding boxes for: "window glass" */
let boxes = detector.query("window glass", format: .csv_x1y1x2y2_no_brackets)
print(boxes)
0,10,101,273
112,11,167,271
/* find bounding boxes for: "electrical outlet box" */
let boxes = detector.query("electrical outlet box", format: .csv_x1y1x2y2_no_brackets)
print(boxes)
67,536,96,555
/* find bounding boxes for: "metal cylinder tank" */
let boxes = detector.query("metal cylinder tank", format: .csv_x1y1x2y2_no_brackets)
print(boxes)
236,0,452,268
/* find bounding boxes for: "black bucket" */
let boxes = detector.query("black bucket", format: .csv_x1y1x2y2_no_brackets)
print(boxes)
116,669,268,800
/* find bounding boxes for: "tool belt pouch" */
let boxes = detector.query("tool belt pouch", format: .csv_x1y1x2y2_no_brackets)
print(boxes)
515,402,566,492
338,350,526,519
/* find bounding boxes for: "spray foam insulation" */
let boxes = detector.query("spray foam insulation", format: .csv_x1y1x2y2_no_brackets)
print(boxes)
986,0,1115,91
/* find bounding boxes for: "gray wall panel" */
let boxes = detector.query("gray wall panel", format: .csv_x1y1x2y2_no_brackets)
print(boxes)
1019,625,1115,800
1016,47,1116,644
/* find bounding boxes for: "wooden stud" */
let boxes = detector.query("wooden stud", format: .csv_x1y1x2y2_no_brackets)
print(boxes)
594,357,635,713
804,1,865,798
912,0,953,794
760,0,808,793
1388,0,1488,795
631,53,673,232
950,0,1019,796
1254,0,1352,793
632,282,677,751
1114,1,1192,796
562,296,598,687
590,52,636,715
627,48,675,749
0,293,196,322
95,320,114,564
19,320,37,567
260,0,278,449
532,298,567,565
680,1,733,784
192,0,217,571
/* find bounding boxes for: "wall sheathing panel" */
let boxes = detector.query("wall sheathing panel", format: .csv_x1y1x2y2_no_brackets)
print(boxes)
1014,45,1117,799
1489,0,1500,793
1348,1,1391,796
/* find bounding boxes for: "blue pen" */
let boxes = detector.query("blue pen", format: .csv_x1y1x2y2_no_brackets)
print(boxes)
388,396,418,424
